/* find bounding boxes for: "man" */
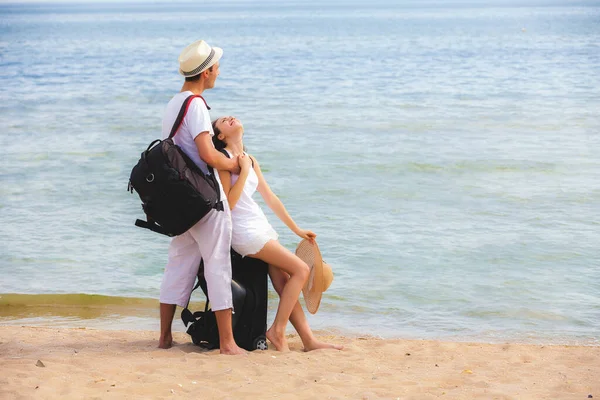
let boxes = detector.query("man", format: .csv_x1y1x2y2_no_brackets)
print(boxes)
158,40,245,355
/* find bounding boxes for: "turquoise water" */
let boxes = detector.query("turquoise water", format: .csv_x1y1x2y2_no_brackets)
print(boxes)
1,0,599,343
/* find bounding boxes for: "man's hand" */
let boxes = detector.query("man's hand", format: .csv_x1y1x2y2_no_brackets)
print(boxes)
239,154,252,171
195,132,240,173
230,156,241,174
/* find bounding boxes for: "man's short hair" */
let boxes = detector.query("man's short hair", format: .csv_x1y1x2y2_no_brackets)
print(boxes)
185,65,213,82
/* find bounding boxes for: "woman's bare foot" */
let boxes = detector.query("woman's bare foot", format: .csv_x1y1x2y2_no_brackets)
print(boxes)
219,344,247,355
303,339,344,352
158,333,173,349
266,327,290,352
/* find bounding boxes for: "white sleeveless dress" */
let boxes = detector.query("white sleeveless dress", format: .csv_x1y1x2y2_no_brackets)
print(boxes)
226,150,279,256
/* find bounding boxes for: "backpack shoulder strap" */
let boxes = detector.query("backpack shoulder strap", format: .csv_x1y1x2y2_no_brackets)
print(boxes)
181,272,208,327
168,94,211,139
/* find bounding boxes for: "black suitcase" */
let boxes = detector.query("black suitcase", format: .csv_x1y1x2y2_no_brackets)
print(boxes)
181,250,269,351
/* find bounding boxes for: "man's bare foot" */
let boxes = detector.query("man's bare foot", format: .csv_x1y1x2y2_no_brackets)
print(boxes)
303,339,344,352
219,344,247,355
158,333,173,349
266,327,289,352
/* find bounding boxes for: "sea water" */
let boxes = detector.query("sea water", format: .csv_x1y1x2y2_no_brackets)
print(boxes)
1,0,599,344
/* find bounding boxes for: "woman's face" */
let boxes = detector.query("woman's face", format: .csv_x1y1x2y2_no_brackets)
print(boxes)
215,116,244,144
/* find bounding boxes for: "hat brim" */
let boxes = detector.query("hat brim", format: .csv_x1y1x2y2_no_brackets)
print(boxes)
179,46,223,77
296,239,325,314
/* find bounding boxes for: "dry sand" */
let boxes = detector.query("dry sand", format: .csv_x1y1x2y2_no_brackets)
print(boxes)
0,326,598,399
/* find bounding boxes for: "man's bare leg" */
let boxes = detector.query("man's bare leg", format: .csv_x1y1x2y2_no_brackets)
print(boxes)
215,309,246,355
159,303,176,349
269,267,343,351
160,304,245,354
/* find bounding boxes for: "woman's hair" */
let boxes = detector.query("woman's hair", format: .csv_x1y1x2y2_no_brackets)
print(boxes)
211,119,227,150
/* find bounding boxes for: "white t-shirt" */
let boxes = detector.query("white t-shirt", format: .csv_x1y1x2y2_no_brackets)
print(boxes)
162,91,214,175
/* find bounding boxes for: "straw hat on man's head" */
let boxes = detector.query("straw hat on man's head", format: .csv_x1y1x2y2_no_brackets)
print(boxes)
178,40,223,77
295,239,334,314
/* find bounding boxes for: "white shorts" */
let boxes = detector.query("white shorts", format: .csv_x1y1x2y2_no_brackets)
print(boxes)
159,205,233,311
232,225,279,257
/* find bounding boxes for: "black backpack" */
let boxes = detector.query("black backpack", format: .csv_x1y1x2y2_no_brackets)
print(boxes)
128,95,223,237
181,251,269,351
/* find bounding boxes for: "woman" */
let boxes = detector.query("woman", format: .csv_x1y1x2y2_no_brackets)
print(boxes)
212,116,342,352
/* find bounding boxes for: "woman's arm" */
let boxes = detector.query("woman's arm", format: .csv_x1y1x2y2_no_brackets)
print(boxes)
252,155,316,240
218,154,252,210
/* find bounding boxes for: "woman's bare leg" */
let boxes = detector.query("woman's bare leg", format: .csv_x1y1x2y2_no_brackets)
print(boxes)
269,266,343,351
249,240,309,351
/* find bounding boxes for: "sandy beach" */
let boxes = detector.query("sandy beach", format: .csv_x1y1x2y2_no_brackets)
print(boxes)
0,326,598,399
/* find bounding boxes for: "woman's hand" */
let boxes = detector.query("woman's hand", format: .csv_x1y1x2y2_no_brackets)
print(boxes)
295,229,316,242
238,153,252,171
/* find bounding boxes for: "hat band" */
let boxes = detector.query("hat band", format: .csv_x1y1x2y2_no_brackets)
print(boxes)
182,48,215,77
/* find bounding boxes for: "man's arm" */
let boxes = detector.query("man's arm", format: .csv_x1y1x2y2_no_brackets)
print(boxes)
194,132,240,173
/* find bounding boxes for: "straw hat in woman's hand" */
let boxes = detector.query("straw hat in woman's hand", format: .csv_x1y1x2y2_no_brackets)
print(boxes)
295,239,334,314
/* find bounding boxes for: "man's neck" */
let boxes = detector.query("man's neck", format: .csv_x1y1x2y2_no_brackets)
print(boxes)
180,81,207,95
